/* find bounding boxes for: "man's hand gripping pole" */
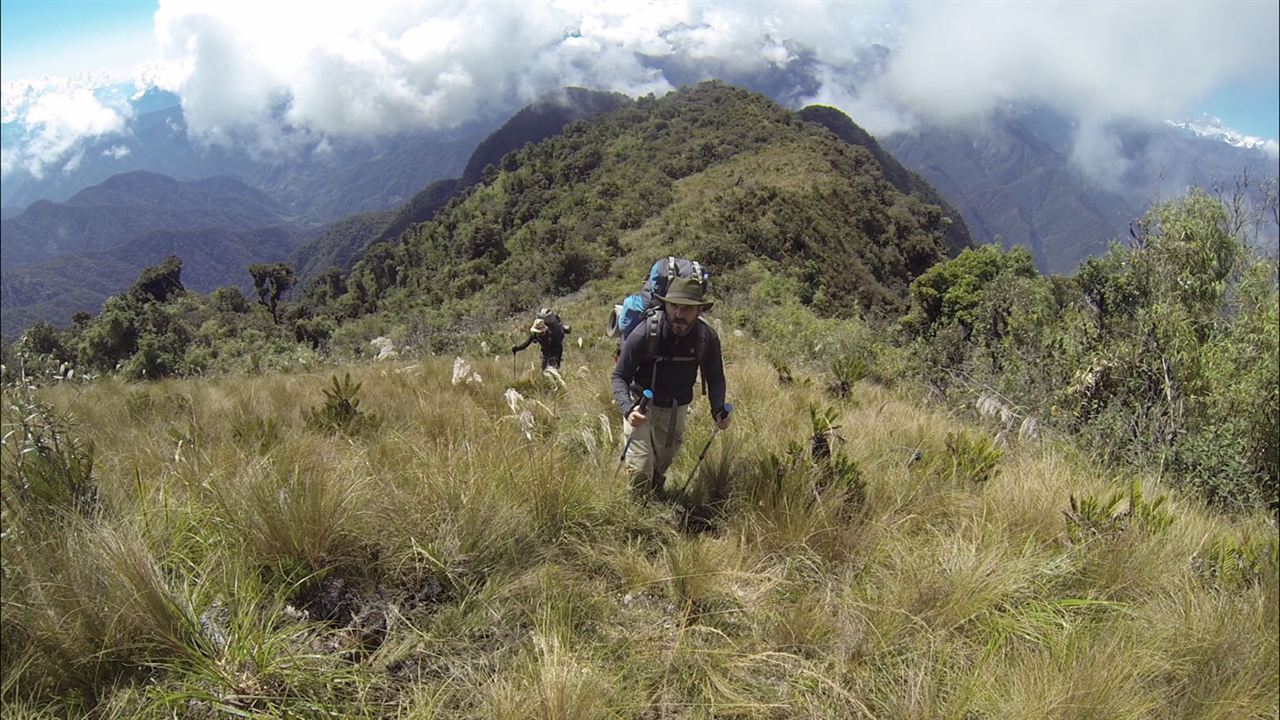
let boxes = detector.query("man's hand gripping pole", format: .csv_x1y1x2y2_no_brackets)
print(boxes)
615,389,653,475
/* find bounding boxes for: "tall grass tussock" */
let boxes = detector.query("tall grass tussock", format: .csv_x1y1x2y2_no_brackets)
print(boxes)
2,323,1276,719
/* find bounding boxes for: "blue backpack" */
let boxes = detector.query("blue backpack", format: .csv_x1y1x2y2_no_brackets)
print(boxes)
608,257,711,340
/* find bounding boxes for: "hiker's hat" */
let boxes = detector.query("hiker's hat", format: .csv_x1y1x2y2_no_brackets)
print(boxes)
530,318,549,334
656,275,714,309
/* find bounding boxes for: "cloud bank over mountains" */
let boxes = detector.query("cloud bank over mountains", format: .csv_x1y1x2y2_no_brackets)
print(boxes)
3,0,1277,185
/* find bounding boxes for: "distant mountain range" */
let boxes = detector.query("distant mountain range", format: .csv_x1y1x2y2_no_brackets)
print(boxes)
881,105,1278,273
1,171,293,267
1,79,1275,337
0,89,636,336
0,88,496,224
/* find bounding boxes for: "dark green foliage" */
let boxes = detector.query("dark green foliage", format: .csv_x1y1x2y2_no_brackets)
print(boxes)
127,255,185,304
210,286,250,313
21,321,66,358
249,263,297,324
294,316,336,349
76,296,142,372
904,244,1039,341
289,209,396,281
1194,533,1279,590
941,430,1003,485
304,373,380,435
231,413,283,454
121,331,187,381
906,191,1278,511
808,405,842,466
828,352,868,399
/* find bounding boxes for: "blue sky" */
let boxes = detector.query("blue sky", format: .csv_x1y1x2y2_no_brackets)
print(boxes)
1,0,157,81
1,0,1277,150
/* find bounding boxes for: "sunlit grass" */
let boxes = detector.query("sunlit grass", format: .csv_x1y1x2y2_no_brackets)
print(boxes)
3,337,1275,718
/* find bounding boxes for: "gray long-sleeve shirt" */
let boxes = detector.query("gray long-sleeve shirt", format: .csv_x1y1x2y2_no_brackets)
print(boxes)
610,313,726,418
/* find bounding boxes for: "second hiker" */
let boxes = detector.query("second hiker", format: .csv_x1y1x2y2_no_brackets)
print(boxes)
513,307,570,370
611,276,729,499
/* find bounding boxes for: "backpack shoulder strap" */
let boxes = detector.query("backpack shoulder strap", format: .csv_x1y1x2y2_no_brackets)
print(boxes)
645,309,662,360
694,317,711,364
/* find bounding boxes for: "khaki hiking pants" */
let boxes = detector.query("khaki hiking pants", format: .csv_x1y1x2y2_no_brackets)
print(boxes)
622,403,687,496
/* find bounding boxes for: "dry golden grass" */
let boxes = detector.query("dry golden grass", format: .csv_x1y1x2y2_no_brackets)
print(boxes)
2,336,1275,718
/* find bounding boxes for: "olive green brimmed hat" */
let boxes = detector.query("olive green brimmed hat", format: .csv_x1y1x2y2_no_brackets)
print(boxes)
656,276,714,309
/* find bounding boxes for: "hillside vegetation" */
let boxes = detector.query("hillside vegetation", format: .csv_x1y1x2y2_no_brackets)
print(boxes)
329,81,960,326
2,328,1276,717
2,75,1277,716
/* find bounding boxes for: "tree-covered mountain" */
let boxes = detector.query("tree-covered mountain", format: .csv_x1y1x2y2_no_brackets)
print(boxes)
797,105,973,257
328,81,962,327
288,88,630,281
459,87,630,187
0,171,293,267
1,224,308,336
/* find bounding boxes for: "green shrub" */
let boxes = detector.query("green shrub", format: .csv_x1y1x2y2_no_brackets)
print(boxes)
304,373,381,435
1064,479,1174,545
0,385,97,518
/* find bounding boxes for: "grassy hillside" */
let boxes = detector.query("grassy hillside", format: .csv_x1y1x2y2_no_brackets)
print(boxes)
2,316,1276,717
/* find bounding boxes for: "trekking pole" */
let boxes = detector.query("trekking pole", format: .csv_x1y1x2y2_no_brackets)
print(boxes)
677,403,732,497
615,389,653,475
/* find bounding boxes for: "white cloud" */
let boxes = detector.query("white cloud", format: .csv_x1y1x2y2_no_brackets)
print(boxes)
2,81,131,178
876,2,1278,129
2,0,1277,176
103,145,131,159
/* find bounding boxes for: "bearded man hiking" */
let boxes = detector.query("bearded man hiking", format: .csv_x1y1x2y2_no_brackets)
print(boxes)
611,275,730,500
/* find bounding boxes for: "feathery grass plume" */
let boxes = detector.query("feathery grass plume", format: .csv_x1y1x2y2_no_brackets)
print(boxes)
542,365,566,389
450,356,482,386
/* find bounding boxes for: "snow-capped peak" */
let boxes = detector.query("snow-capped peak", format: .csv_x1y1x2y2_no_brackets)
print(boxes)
1167,114,1279,158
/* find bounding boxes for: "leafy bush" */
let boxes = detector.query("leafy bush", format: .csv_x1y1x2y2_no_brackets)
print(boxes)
906,190,1278,511
304,373,381,435
0,383,98,518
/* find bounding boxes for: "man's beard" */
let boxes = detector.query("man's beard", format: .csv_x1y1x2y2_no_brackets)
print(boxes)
671,318,690,335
